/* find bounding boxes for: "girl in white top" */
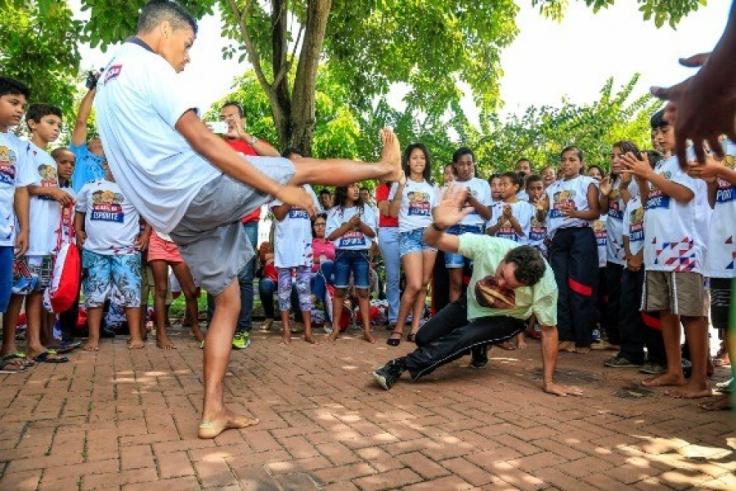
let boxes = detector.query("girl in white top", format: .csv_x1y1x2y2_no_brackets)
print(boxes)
486,172,534,244
326,183,378,343
386,143,438,345
544,146,601,352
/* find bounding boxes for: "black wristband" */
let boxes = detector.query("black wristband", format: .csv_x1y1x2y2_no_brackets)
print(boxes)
431,222,447,232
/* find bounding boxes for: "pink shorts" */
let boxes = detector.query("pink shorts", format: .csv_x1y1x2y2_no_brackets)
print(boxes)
147,233,184,264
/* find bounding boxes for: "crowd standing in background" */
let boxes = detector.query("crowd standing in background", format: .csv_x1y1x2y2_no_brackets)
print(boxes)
1,0,736,442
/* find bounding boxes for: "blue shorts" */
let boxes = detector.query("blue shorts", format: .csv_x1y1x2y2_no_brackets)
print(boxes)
399,228,436,257
0,246,13,312
444,224,483,269
12,255,53,295
82,250,142,308
334,249,370,290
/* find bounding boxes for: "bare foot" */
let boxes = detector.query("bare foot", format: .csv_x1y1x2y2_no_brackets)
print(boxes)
304,334,317,344
127,339,145,350
363,332,376,344
642,372,686,388
517,341,528,350
156,336,177,350
699,394,731,411
666,381,712,399
280,334,291,345
329,332,340,342
191,328,205,343
82,342,99,352
198,409,259,439
380,128,402,181
499,341,516,351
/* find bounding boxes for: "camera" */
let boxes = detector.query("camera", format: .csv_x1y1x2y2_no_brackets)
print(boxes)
85,69,102,90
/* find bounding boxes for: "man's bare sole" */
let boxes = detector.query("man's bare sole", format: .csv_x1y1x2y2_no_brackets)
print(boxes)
198,412,260,439
380,128,402,182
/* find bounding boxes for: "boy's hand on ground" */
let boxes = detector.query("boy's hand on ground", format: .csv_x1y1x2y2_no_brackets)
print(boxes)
543,381,583,397
432,185,472,229
274,185,315,216
14,231,28,257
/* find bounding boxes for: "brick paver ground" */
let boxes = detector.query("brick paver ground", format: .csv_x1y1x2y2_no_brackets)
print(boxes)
1,325,733,490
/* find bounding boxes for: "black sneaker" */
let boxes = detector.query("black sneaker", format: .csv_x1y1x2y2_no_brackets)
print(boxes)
373,359,405,390
470,345,488,369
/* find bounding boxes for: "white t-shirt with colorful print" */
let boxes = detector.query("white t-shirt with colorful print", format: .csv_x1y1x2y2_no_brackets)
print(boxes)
26,143,62,256
326,204,377,251
76,179,140,255
0,131,34,247
643,156,707,273
705,140,736,278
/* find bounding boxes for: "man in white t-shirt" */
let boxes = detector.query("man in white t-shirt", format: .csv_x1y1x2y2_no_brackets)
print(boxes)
93,0,403,440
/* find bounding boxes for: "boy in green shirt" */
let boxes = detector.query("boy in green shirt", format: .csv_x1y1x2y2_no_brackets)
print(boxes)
373,186,582,396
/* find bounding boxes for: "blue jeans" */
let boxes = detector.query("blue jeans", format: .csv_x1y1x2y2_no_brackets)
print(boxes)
378,227,400,323
334,249,370,289
311,261,335,307
237,221,258,332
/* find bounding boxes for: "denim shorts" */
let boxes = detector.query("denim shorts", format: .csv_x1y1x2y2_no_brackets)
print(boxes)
444,224,483,269
0,246,13,311
334,249,370,289
82,250,142,308
399,228,436,257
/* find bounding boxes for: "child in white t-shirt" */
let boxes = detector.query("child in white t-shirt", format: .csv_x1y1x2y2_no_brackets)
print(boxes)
5,104,72,364
0,78,35,370
525,175,549,257
326,183,377,343
687,139,736,410
486,172,534,244
75,161,146,351
621,114,710,399
544,146,601,354
271,184,321,344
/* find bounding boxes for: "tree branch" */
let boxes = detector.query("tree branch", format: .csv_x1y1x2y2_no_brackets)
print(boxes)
226,0,272,92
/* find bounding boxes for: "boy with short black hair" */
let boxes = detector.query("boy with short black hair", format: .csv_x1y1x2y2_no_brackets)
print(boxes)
75,162,147,351
2,102,72,364
0,77,34,370
621,111,711,399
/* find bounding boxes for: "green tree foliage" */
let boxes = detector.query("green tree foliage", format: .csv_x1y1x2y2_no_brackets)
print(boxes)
472,74,659,175
532,0,707,27
0,2,81,117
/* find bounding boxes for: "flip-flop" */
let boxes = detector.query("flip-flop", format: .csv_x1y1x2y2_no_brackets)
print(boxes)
54,341,81,354
3,353,34,369
33,351,69,364
0,357,26,373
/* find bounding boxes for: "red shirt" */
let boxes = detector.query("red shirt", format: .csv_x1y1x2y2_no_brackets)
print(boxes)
375,183,398,228
226,138,261,224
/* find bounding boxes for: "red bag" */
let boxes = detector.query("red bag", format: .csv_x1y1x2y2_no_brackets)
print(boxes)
44,205,81,313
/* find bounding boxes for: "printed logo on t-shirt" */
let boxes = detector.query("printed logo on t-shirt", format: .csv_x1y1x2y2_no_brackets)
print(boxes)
529,217,547,242
407,191,431,217
607,191,624,220
716,154,736,203
652,236,698,272
629,207,644,243
37,164,58,201
339,230,366,248
288,208,309,220
550,190,575,219
496,223,518,241
593,220,607,246
90,190,125,223
0,145,17,186
105,64,122,83
645,188,670,210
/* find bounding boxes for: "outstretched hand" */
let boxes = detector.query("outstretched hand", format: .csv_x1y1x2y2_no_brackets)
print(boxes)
652,46,736,165
274,185,315,217
620,152,653,179
432,185,473,229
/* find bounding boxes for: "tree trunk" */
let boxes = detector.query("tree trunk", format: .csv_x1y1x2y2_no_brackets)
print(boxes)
289,0,331,156
271,0,291,149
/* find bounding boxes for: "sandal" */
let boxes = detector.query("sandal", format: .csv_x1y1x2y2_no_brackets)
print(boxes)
0,356,26,373
32,351,69,364
3,352,34,369
386,332,402,347
407,332,417,343
54,341,81,354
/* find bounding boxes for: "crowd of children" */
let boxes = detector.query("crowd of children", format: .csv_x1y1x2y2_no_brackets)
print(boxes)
0,71,733,410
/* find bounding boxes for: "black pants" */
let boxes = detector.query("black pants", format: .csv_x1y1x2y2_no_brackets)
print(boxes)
549,227,598,347
403,296,524,380
603,262,623,345
618,268,666,365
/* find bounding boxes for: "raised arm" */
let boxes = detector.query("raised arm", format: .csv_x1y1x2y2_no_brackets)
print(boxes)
423,186,473,254
71,88,95,147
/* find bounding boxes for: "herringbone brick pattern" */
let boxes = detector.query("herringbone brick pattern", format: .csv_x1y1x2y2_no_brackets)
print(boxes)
0,327,733,490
